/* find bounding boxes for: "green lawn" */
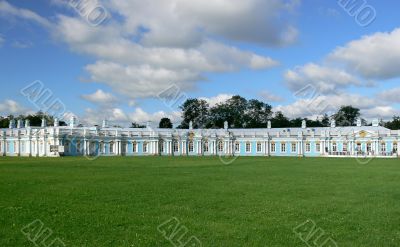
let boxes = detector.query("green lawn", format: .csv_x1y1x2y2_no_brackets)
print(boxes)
0,156,399,246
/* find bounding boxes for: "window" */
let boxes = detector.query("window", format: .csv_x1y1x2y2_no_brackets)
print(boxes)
132,142,137,153
316,143,321,152
21,141,25,153
160,142,164,153
14,141,17,153
109,142,114,153
281,143,286,153
271,143,276,153
0,141,2,152
143,142,148,153
356,143,361,152
257,142,262,152
218,141,224,152
235,142,240,152
343,143,348,152
99,142,104,153
306,143,311,152
6,142,9,153
367,143,372,152
188,141,194,152
381,143,386,152
203,141,209,152
173,141,179,152
394,143,398,153
332,143,337,152
291,143,297,153
246,142,251,153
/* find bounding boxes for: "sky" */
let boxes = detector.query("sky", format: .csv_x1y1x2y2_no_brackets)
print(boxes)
0,0,399,126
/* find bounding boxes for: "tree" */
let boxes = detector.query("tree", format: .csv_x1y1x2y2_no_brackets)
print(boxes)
333,106,361,126
131,122,146,128
178,99,210,129
271,111,291,128
244,99,273,128
320,114,330,127
159,118,173,128
385,116,400,130
209,95,248,128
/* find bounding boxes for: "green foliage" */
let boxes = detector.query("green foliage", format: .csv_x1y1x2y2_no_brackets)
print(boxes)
333,105,361,126
385,116,400,130
131,122,146,128
159,117,173,128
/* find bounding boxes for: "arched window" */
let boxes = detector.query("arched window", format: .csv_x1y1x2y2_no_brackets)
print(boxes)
109,142,114,153
76,141,81,153
203,141,209,152
99,142,104,154
281,143,286,153
291,143,297,153
271,143,276,153
188,141,194,152
64,140,70,153
257,142,262,152
394,143,398,153
306,143,311,152
160,141,164,153
332,143,337,152
381,142,386,153
132,142,137,153
143,142,148,153
173,141,179,152
246,142,251,153
235,142,240,152
218,141,224,152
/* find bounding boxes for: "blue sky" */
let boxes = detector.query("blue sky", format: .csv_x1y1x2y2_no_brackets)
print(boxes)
0,0,399,126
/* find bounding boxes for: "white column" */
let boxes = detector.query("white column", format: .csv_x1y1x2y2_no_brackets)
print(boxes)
1,139,4,156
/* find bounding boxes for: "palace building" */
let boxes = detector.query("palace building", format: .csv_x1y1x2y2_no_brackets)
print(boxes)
1,117,399,158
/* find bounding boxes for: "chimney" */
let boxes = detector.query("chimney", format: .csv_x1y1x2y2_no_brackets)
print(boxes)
54,118,59,127
41,118,47,127
102,119,108,128
17,119,23,128
224,121,228,130
9,119,16,129
302,119,306,129
331,120,336,128
25,119,30,128
372,119,379,127
267,120,271,129
69,116,77,128
357,118,362,127
189,121,193,130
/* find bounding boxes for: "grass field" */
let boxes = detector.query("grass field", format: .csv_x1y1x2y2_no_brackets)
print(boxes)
0,156,399,246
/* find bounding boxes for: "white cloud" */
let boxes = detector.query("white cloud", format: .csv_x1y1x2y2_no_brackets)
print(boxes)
377,87,400,103
200,94,233,107
82,107,181,127
284,63,360,94
274,93,392,119
0,1,51,27
329,28,400,80
81,89,118,105
107,0,299,47
0,99,33,116
50,1,286,100
259,90,284,102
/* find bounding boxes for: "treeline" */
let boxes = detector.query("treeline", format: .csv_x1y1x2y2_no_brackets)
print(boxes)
1,96,400,130
0,111,67,128
174,95,400,130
